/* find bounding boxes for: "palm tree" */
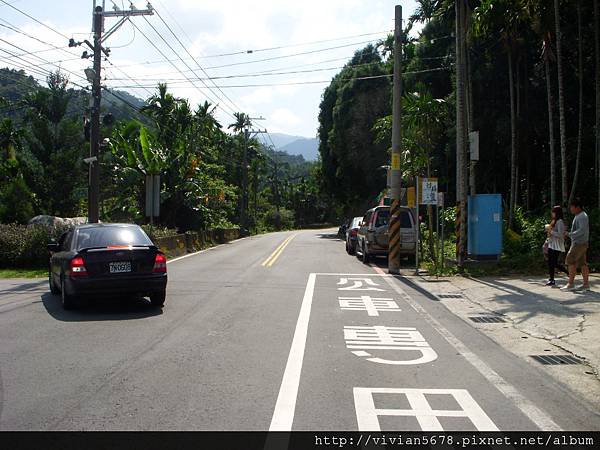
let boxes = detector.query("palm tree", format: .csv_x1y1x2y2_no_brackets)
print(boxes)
529,0,557,206
228,112,251,134
568,0,584,205
141,83,179,148
409,0,439,24
229,112,252,228
595,0,600,208
553,0,568,205
473,0,529,229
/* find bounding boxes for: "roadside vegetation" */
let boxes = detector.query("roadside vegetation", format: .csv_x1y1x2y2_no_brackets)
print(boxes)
318,0,600,274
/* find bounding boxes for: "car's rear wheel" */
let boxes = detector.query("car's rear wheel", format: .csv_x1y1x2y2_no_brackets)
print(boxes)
150,290,166,308
60,278,75,310
49,272,60,295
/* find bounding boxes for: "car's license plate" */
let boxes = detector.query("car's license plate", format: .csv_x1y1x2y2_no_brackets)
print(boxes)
109,261,131,273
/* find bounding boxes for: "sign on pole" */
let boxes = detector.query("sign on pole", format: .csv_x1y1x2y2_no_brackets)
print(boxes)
145,174,160,218
407,187,416,208
469,131,479,161
420,178,438,205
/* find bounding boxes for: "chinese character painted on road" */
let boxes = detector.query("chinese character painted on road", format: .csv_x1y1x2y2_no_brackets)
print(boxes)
344,326,437,365
353,387,499,431
337,277,385,291
338,296,401,317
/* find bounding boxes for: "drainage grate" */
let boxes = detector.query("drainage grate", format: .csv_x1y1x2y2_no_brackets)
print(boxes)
438,293,463,299
469,316,506,323
530,354,583,365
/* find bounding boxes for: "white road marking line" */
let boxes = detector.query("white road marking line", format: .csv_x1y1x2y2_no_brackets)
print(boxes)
354,388,499,431
344,326,438,365
166,235,253,265
337,277,386,291
381,275,562,431
338,295,400,316
269,273,316,431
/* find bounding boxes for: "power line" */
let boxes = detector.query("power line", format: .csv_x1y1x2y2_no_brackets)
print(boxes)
190,39,385,71
110,66,451,89
112,31,392,69
106,61,383,82
128,18,235,119
0,0,70,40
151,8,241,116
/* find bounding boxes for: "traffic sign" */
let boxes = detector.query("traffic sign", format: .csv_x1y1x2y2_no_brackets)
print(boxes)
421,178,438,205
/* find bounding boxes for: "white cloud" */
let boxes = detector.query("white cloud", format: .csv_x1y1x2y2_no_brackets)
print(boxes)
1,0,421,136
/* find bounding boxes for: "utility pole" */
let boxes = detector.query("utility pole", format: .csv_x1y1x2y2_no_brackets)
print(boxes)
88,6,103,224
242,127,249,231
388,4,403,275
71,1,153,223
455,0,468,269
241,118,267,232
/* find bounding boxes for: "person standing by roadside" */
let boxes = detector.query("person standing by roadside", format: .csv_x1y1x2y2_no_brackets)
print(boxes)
561,198,590,291
546,205,568,286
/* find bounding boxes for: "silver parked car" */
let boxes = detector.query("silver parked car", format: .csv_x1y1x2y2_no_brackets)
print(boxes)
345,216,363,255
356,205,416,264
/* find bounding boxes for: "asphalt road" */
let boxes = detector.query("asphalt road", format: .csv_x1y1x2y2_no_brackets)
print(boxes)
0,229,598,431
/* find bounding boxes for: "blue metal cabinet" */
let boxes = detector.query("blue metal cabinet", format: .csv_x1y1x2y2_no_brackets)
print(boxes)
468,194,502,258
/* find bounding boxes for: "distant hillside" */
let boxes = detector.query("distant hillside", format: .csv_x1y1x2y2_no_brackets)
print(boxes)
268,132,305,148
0,67,146,123
279,137,319,161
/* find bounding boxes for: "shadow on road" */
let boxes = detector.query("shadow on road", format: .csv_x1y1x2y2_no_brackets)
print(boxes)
42,292,163,322
316,233,342,240
369,257,442,302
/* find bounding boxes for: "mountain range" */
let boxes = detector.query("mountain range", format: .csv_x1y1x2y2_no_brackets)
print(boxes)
268,133,319,161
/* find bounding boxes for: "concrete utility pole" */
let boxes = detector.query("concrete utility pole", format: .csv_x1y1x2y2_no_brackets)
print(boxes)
242,127,250,231
455,0,468,268
88,6,103,224
72,1,153,223
388,5,403,275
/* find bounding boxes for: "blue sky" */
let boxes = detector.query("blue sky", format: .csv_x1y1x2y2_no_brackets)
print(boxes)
1,0,420,137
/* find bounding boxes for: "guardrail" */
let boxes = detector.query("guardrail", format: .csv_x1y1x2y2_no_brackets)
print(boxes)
154,228,240,259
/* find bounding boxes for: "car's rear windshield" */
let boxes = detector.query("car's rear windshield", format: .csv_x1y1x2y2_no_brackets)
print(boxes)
375,209,390,227
76,226,152,249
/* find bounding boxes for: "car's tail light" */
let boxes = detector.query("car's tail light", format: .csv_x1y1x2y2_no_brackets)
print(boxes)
70,256,88,277
153,253,167,273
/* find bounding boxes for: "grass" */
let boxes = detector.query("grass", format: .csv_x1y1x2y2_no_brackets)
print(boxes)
0,268,47,278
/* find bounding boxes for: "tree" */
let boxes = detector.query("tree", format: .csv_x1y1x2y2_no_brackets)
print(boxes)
568,0,584,204
473,0,530,228
553,0,568,205
22,71,85,217
595,0,600,208
529,0,558,206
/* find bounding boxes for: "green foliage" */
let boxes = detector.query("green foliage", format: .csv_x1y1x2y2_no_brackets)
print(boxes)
260,207,295,231
0,224,67,268
140,225,179,243
0,176,34,224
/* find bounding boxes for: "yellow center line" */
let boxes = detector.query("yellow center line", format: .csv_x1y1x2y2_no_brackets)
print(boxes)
262,234,297,267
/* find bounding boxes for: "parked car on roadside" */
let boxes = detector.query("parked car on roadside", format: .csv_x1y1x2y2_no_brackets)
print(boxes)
345,216,363,255
48,223,168,310
356,205,416,263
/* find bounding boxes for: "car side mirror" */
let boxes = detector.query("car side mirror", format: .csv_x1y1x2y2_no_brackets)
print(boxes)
47,242,60,252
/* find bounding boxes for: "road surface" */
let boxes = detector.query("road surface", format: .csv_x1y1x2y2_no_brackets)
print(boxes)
0,229,598,430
